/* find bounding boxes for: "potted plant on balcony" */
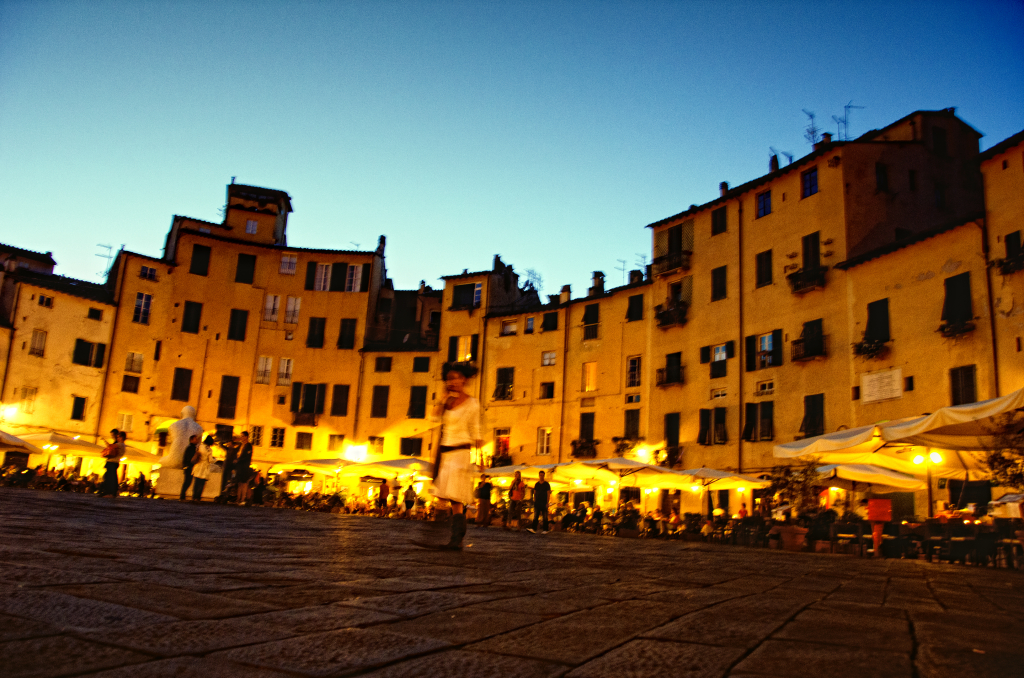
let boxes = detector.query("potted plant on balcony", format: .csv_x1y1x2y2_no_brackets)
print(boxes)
852,337,890,360
570,439,600,458
612,436,645,456
766,462,822,551
938,320,976,338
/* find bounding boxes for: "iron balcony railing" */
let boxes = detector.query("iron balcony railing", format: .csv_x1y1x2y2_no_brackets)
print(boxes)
655,303,688,328
656,366,684,386
792,334,828,361
786,266,828,294
583,324,599,340
652,251,692,276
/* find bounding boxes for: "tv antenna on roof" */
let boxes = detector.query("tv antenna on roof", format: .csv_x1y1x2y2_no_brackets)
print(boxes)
349,241,361,249
95,244,115,278
802,109,821,145
615,259,628,284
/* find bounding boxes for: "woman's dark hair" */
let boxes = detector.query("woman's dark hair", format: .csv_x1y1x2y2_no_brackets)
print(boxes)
442,362,478,378
203,435,216,446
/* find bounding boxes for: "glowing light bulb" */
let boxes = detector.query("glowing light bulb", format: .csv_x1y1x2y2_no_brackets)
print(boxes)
737,487,746,493
690,485,700,493
573,478,582,486
929,452,943,464
913,455,925,464
606,487,614,494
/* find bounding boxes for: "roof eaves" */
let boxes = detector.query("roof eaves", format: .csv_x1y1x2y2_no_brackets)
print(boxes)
980,129,1024,161
834,213,984,271
440,270,492,281
0,243,57,265
177,228,376,256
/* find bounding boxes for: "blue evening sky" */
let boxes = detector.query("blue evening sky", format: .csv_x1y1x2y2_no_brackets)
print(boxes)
1,1,1021,295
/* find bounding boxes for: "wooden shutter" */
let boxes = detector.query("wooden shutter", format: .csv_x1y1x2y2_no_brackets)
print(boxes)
470,334,479,361
771,329,783,366
360,263,371,292
760,401,774,440
290,382,303,412
745,336,757,372
583,304,599,324
314,384,327,414
865,299,890,342
72,339,92,365
698,409,712,445
725,340,735,359
189,244,211,276
448,336,458,362
699,346,711,364
742,403,757,441
941,273,972,324
92,343,105,368
331,385,350,416
304,261,317,290
802,232,820,271
235,254,256,284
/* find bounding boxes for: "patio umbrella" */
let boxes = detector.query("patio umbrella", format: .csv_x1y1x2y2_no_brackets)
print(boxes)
881,387,1024,450
816,463,926,492
20,432,104,454
1,429,42,453
338,457,434,479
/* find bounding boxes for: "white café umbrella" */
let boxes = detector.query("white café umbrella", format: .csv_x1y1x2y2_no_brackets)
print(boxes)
816,463,926,492
1,429,42,453
338,457,434,479
881,387,1024,451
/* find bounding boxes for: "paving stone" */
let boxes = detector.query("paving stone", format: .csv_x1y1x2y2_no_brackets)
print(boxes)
0,612,59,642
51,582,276,620
381,606,545,644
809,600,908,619
717,574,790,594
777,576,843,593
643,593,810,649
115,570,266,593
640,587,744,614
772,607,912,652
731,639,911,678
567,639,744,678
241,604,401,634
0,588,176,631
340,589,493,617
212,627,449,676
472,593,608,616
223,582,385,608
83,617,297,656
0,563,118,587
80,656,297,677
468,600,678,664
915,644,1023,678
360,649,567,678
1,634,148,678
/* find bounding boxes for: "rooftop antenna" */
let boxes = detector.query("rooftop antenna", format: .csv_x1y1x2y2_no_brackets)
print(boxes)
635,253,648,270
802,109,821,145
230,176,236,184
349,241,361,249
844,101,865,140
94,243,119,278
831,114,847,141
615,259,628,285
770,147,794,165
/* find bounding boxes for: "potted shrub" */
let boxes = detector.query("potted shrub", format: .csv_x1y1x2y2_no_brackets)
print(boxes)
766,463,822,551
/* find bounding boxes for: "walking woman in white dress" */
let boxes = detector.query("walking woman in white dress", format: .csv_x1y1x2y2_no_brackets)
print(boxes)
430,362,483,550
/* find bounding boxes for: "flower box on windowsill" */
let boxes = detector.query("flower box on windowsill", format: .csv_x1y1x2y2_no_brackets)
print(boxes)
852,338,891,360
570,439,600,459
938,321,975,338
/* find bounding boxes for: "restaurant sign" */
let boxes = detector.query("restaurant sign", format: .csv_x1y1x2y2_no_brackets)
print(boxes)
861,368,902,404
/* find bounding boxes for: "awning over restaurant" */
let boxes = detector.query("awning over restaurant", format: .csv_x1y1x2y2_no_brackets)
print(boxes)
817,463,926,492
881,387,1024,450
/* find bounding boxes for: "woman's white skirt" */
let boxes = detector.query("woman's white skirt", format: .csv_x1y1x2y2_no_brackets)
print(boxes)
431,447,474,505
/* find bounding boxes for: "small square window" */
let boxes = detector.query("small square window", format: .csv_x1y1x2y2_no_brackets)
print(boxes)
375,356,392,372
525,317,534,334
852,386,861,400
328,434,345,451
539,382,555,399
38,295,53,308
245,219,258,234
270,427,285,447
280,254,297,275
541,351,556,366
625,394,641,404
250,425,264,446
711,388,727,399
296,432,313,450
140,266,157,281
756,190,771,218
756,380,774,396
905,376,915,392
87,308,103,321
412,357,430,372
500,319,517,336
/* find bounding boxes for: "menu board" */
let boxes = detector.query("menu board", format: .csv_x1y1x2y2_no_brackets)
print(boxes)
862,368,903,404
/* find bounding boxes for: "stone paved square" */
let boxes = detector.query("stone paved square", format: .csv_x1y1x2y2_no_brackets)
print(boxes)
2,488,1023,677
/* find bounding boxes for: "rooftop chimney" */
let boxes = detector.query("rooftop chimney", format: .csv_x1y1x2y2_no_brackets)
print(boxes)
589,271,605,297
719,181,729,196
629,269,644,284
769,154,780,172
814,132,833,151
559,285,571,304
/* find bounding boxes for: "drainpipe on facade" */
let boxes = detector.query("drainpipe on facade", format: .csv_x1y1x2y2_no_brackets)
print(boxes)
352,351,366,448
557,304,569,464
94,254,128,444
736,199,744,474
979,218,1001,396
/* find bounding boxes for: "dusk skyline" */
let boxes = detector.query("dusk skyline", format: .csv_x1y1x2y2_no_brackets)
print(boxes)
2,1,1022,294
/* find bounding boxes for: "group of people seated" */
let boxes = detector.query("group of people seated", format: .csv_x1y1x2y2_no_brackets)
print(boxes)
0,464,154,498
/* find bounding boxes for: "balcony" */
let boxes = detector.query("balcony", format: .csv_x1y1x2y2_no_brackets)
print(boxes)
655,303,688,328
583,324,599,340
652,250,692,276
490,454,513,468
786,266,828,295
492,383,514,401
997,253,1024,276
255,369,272,384
570,439,600,459
938,321,976,338
792,334,828,361
656,366,684,387
852,338,890,360
293,412,318,427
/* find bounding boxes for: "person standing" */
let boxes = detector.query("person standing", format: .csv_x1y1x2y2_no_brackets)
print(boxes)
528,470,552,534
403,485,417,518
179,434,199,501
190,435,214,501
476,473,493,528
378,481,390,517
429,362,483,550
219,434,240,494
98,430,125,497
234,431,253,505
505,470,527,530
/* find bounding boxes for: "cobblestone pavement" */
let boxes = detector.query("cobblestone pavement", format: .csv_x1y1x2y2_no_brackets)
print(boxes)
1,489,1022,678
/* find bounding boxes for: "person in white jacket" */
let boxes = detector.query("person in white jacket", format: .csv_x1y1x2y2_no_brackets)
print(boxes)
189,435,215,501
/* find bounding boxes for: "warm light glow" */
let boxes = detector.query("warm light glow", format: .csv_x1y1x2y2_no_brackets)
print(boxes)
343,445,368,463
119,457,127,462
304,481,312,493
609,480,617,486
964,519,971,524
2,405,17,419
634,448,651,463
690,485,700,493
913,455,925,464
902,520,908,525
830,487,841,492
73,435,80,440
652,487,660,492
573,479,582,486
413,482,423,493
606,487,614,494
737,487,746,493
929,451,943,464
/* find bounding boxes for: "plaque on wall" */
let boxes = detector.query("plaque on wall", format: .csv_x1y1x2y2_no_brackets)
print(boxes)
861,368,903,404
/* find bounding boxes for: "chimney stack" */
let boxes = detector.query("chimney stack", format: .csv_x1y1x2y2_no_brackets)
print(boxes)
719,181,729,196
769,154,780,172
629,269,644,284
589,271,605,297
559,285,571,304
